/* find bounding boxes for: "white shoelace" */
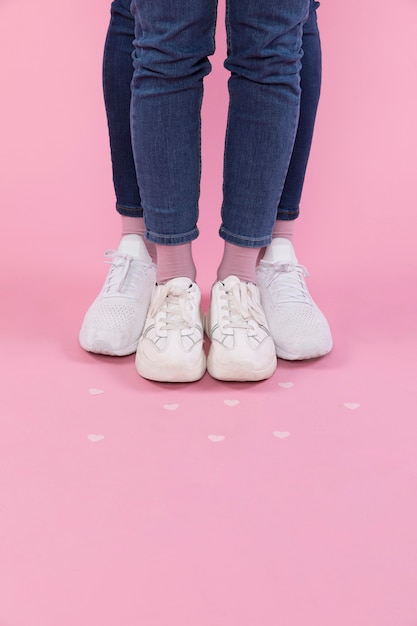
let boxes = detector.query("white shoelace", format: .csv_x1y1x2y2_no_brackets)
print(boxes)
260,262,311,304
150,282,196,331
103,250,148,295
221,281,265,330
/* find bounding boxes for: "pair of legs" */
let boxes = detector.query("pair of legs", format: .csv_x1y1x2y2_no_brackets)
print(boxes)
104,0,322,251
79,0,332,381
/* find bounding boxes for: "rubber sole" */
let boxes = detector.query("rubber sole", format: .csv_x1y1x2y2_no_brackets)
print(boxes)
275,339,334,361
135,347,206,382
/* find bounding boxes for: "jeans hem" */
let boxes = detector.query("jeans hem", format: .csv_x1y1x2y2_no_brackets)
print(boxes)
219,226,271,249
116,202,144,218
145,227,199,246
275,208,300,221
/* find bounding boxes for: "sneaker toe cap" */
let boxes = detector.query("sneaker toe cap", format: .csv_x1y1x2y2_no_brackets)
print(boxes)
275,328,333,360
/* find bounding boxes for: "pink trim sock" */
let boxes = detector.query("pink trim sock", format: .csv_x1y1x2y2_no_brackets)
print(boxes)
156,243,196,284
272,219,295,242
258,219,296,264
120,216,156,263
217,242,260,284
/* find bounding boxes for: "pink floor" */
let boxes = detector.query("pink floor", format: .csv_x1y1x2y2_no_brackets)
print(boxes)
2,1,417,624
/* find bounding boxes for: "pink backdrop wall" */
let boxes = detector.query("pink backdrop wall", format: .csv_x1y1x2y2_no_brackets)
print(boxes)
1,2,417,625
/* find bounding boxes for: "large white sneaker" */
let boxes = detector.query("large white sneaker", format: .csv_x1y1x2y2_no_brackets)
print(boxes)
256,237,333,360
135,277,206,382
206,276,277,382
79,234,156,356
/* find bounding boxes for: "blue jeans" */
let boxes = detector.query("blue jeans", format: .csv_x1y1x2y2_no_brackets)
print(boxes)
103,0,321,245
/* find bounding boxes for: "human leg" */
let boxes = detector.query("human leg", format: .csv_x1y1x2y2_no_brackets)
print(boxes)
266,0,322,243
102,0,156,259
130,0,218,246
79,0,155,356
218,0,309,249
221,1,319,273
103,0,142,218
207,0,310,380
277,0,322,223
130,0,218,380
256,1,333,360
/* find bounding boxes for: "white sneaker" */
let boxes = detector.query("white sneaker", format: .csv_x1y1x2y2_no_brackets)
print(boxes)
79,234,156,356
256,238,333,360
206,276,277,381
135,277,206,382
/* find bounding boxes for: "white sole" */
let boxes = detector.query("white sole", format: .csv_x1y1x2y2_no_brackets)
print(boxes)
275,340,333,361
135,349,206,383
206,355,277,382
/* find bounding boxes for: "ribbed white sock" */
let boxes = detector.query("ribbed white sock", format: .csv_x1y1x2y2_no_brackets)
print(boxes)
258,219,296,264
120,216,156,264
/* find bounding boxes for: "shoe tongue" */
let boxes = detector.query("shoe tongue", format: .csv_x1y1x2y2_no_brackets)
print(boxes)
166,276,193,290
262,237,298,264
222,275,241,289
118,234,151,262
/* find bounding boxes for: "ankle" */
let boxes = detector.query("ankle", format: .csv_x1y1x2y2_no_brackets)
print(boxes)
217,242,259,284
272,219,295,243
156,243,196,284
120,216,156,263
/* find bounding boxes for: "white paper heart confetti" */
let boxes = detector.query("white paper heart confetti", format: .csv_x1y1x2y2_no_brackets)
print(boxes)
278,382,294,389
88,434,105,443
163,404,180,411
344,403,360,410
208,435,226,443
89,388,104,396
273,431,291,439
224,399,240,407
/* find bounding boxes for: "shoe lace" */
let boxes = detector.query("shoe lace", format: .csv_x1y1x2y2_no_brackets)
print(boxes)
260,262,311,304
150,282,196,331
103,250,148,295
221,281,265,330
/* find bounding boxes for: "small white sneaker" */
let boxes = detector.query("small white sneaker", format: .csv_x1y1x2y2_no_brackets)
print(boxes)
256,238,333,360
135,277,206,382
206,276,277,382
79,234,156,356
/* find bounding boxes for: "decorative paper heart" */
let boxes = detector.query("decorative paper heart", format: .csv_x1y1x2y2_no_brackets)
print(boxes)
273,431,290,439
163,404,179,411
208,435,226,443
344,403,360,410
278,382,294,389
89,388,104,395
224,399,240,407
88,434,105,442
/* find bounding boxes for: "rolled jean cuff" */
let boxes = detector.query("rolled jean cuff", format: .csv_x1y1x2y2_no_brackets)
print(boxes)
145,226,199,246
275,207,300,221
219,226,273,249
116,202,144,218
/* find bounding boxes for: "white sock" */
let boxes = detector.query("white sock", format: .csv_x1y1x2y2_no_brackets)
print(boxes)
120,216,156,264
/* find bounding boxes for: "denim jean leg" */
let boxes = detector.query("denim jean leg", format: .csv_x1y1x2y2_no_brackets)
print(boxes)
130,0,218,245
220,0,309,248
103,0,142,216
277,0,322,221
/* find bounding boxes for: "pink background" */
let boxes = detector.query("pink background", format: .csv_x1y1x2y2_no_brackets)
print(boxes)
1,1,417,624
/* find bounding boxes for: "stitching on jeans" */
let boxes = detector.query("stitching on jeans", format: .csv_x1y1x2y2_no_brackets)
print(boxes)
219,227,271,246
146,227,199,243
116,203,144,216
